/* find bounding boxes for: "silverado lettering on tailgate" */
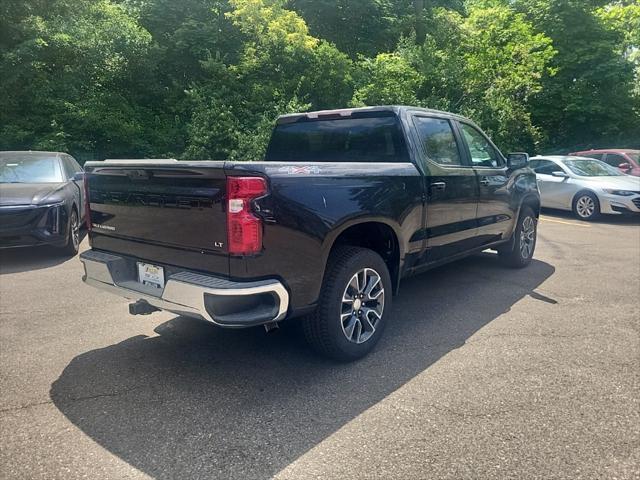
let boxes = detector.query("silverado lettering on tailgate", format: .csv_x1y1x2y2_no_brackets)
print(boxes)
91,190,215,209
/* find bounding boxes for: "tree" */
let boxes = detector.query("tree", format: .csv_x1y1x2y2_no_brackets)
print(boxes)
0,0,154,158
514,0,640,151
287,0,407,57
596,2,640,98
1,0,637,160
353,1,556,151
184,0,355,160
454,1,556,151
351,53,422,106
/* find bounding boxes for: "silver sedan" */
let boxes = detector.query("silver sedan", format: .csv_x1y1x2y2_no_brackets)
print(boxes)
530,155,640,220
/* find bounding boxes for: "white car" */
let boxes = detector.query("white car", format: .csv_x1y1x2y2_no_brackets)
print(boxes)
530,155,640,220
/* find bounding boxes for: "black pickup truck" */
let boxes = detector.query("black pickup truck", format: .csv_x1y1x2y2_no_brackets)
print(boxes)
80,106,539,360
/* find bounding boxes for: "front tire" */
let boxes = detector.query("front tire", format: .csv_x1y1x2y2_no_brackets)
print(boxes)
498,205,537,268
573,192,600,221
61,209,80,256
302,246,392,361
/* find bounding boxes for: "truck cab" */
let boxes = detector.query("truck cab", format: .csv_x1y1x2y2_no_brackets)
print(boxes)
80,106,540,360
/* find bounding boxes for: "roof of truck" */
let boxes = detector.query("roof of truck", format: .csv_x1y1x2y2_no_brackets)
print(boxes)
277,106,468,124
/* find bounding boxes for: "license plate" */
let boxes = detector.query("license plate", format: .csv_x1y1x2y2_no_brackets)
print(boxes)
137,262,165,289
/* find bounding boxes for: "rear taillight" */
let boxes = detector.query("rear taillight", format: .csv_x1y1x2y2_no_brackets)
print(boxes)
226,176,267,255
83,174,92,231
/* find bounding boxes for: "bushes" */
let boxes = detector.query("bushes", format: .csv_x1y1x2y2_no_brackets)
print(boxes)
1,0,638,160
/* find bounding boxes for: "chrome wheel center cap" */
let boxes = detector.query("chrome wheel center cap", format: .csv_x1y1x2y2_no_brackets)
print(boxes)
353,298,362,311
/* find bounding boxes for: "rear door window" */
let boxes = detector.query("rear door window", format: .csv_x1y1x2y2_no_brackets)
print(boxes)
265,115,409,163
412,116,463,167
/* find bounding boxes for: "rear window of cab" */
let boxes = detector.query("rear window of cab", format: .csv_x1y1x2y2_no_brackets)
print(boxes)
265,116,409,163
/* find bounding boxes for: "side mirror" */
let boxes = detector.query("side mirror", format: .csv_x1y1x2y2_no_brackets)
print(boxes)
72,171,85,181
507,152,529,169
618,162,631,171
551,171,569,178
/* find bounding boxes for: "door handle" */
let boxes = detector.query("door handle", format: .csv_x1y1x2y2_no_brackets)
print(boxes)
479,177,490,186
430,181,446,192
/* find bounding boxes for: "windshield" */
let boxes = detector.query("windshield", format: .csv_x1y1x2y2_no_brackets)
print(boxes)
0,155,64,183
628,152,639,163
563,159,623,177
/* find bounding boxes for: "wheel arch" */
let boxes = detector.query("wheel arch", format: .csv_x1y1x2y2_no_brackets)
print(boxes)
571,189,600,207
520,194,541,218
321,218,403,295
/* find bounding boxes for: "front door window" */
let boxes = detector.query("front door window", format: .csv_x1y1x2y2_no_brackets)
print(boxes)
459,123,503,168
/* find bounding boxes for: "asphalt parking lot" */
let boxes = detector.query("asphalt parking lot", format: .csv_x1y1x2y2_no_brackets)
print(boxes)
0,211,638,480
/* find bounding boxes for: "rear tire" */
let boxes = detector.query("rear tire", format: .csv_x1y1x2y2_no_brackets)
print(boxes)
302,246,392,361
61,209,80,256
498,205,537,268
572,191,600,221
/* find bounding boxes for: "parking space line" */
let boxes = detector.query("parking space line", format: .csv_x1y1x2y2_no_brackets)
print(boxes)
539,216,591,227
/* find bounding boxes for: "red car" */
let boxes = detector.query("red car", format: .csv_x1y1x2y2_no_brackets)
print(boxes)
570,149,640,177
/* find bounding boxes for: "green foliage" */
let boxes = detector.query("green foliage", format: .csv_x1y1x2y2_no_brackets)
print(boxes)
596,2,640,97
353,2,555,150
513,0,640,150
456,1,556,150
351,53,422,106
1,0,638,160
0,0,155,157
185,0,319,160
298,41,354,109
287,0,408,58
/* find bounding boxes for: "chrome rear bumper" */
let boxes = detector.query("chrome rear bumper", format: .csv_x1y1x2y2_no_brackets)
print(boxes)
79,249,289,327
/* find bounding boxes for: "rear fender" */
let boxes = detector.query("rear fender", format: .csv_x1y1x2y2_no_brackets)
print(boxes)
320,216,405,292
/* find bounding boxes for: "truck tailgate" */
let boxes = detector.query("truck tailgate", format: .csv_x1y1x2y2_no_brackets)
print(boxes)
85,161,229,274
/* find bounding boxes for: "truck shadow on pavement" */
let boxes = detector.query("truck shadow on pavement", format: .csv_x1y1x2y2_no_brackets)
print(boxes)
50,254,555,480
